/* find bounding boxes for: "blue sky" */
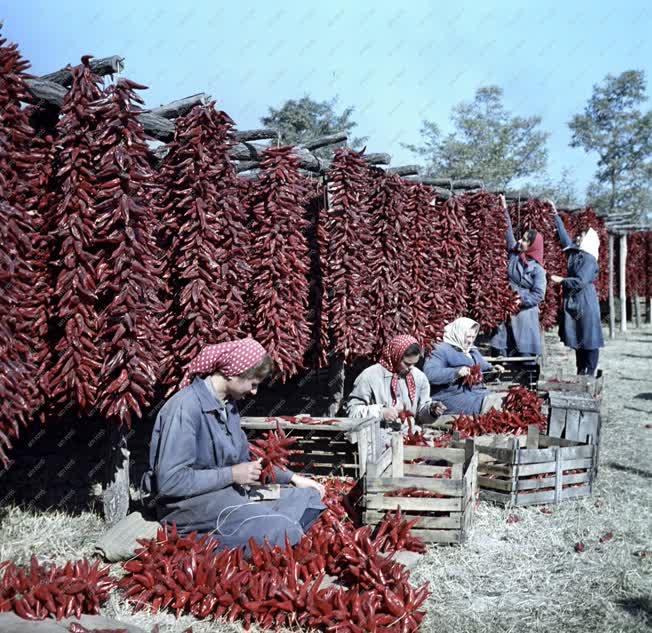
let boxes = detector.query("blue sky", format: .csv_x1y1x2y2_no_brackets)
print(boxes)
4,1,652,196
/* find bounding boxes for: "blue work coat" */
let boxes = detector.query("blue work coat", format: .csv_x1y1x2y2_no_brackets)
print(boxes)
554,216,605,350
423,343,494,415
142,377,324,551
490,211,546,355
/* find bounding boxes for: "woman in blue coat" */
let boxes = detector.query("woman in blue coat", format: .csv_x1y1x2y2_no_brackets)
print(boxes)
423,317,505,415
490,195,547,357
142,338,325,553
549,202,604,376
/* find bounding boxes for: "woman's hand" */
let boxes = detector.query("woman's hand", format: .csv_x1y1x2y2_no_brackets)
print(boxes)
291,474,326,499
430,401,447,416
492,364,506,374
544,199,558,215
232,459,262,485
382,407,399,422
550,274,564,284
458,366,471,377
499,194,507,210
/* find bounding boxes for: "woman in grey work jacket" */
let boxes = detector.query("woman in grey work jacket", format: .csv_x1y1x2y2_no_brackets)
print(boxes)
490,194,547,357
548,201,604,375
142,338,325,553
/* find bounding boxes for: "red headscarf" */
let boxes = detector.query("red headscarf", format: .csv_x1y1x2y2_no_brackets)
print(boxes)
519,232,544,267
179,338,267,389
379,335,419,406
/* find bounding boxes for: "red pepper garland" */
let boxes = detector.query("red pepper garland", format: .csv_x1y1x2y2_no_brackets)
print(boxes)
45,57,105,415
401,183,442,351
423,194,471,346
367,172,415,355
461,364,483,387
0,30,51,448
625,231,648,299
0,556,114,620
248,423,302,484
322,149,377,362
92,79,170,427
462,192,519,332
248,147,313,380
157,104,251,388
509,200,566,329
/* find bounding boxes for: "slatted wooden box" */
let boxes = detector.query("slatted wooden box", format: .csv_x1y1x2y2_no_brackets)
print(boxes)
468,426,596,507
363,435,478,544
538,372,603,475
240,416,381,478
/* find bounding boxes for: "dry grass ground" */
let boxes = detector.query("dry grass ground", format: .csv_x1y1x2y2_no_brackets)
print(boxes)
1,327,650,632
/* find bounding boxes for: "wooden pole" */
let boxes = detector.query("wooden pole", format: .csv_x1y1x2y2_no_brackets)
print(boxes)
103,426,130,526
634,295,641,328
648,297,652,324
608,233,615,338
619,234,627,333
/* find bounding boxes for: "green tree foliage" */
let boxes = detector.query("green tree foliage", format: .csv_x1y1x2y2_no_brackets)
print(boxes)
405,86,548,189
569,70,652,218
261,96,367,158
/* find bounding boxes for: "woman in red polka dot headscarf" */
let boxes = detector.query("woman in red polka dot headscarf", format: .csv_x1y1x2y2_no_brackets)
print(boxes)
143,338,326,553
345,334,446,436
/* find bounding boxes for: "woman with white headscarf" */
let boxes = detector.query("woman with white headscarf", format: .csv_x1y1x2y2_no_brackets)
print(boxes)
549,201,605,376
423,318,506,415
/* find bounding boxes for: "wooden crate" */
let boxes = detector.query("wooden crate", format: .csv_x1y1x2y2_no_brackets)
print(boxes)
241,416,381,478
468,426,596,507
363,435,478,544
537,370,604,397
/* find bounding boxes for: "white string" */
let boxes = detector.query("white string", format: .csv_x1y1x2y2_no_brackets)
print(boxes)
215,502,303,538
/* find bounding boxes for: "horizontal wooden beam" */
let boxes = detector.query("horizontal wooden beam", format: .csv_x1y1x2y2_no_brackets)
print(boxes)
235,128,278,142
40,55,124,86
387,165,419,176
149,93,209,119
452,179,484,190
301,132,347,151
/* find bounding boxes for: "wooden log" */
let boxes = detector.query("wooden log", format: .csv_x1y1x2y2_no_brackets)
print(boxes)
138,111,175,141
363,152,391,166
452,179,484,190
608,233,616,339
150,93,208,119
235,128,278,142
24,78,66,107
619,233,627,332
387,165,420,176
504,190,531,201
405,176,452,188
40,55,124,85
301,132,348,151
234,161,259,174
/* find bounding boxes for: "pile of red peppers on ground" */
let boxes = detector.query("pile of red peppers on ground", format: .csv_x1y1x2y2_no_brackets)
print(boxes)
0,479,430,630
114,479,430,631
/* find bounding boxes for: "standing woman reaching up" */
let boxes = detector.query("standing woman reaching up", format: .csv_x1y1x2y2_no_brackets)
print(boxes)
548,201,604,376
490,194,547,359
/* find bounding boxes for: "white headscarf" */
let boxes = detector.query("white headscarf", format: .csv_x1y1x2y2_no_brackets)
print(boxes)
443,317,480,357
578,228,600,260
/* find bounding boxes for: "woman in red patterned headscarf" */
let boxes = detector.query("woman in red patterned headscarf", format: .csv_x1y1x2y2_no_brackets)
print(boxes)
345,334,446,431
143,338,325,554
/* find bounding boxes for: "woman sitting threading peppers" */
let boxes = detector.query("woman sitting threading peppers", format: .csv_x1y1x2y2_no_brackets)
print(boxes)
423,317,506,415
142,338,325,554
345,335,446,438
